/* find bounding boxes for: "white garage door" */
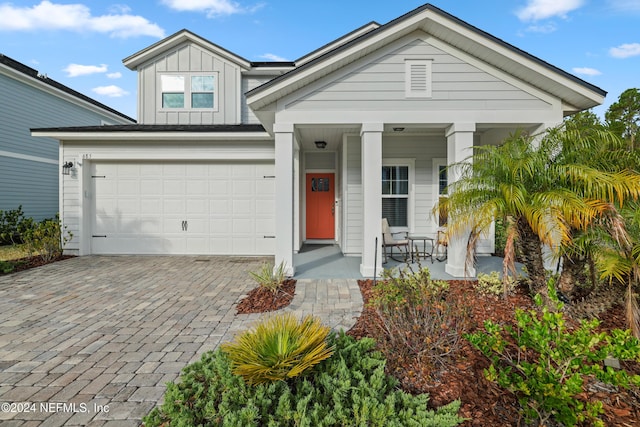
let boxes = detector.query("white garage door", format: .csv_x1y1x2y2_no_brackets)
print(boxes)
91,162,275,255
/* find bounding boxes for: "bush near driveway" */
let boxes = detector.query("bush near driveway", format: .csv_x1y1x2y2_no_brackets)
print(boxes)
143,332,464,427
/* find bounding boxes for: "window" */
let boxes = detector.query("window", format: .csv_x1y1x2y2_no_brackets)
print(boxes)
433,159,448,227
161,75,185,108
382,165,409,227
161,74,216,109
405,59,432,98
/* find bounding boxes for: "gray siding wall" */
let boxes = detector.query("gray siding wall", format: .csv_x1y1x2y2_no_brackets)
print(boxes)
343,133,449,255
286,37,551,112
242,76,272,124
0,72,128,221
139,43,242,125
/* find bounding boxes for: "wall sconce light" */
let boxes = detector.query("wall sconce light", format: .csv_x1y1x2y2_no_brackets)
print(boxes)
314,141,327,149
62,161,74,175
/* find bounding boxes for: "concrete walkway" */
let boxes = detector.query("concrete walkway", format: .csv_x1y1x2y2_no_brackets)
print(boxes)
0,256,363,427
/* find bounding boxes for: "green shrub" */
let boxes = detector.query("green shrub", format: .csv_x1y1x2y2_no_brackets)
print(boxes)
249,260,287,293
0,260,15,274
476,271,515,297
221,313,334,385
370,267,468,369
465,283,640,427
0,206,34,245
22,215,72,262
144,332,463,427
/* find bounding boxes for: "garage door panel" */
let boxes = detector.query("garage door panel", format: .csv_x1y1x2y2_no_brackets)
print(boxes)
92,162,274,255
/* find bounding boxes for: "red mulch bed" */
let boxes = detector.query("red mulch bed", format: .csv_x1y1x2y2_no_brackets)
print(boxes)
347,279,640,427
236,279,296,314
1,255,74,275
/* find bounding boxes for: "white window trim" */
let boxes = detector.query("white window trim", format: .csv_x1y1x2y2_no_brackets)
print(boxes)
432,158,447,227
382,158,415,232
159,72,219,112
405,59,433,98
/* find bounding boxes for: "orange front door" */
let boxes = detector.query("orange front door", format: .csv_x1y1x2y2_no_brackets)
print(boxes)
306,173,335,239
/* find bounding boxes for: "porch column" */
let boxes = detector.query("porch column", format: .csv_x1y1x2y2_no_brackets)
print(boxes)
445,123,476,278
274,123,295,276
360,123,384,277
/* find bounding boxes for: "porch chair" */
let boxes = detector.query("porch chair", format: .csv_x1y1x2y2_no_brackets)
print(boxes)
381,218,410,263
434,226,448,262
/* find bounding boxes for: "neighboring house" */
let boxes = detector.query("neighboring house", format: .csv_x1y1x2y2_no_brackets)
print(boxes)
33,3,605,277
0,54,135,222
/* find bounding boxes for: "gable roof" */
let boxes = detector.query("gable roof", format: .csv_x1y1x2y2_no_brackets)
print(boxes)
246,3,606,112
0,53,135,123
123,29,252,70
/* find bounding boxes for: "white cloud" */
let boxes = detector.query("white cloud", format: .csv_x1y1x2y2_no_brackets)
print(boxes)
516,0,585,21
609,43,640,58
161,0,263,17
608,0,640,12
63,63,107,77
0,1,165,38
259,53,290,61
525,22,558,33
107,72,122,79
92,85,129,97
572,67,602,76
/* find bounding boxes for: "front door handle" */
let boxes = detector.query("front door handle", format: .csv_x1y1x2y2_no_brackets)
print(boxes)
181,220,188,231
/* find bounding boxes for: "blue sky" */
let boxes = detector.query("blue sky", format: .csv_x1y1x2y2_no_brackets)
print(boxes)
1,0,638,120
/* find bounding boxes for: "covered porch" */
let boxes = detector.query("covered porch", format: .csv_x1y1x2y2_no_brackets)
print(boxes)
293,243,517,281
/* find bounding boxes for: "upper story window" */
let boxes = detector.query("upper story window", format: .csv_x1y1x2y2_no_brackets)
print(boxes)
405,59,432,98
161,74,217,110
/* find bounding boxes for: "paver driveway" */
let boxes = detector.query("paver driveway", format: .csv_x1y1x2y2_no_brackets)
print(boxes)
0,255,273,427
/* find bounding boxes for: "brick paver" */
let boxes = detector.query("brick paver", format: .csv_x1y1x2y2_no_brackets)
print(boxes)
0,256,363,426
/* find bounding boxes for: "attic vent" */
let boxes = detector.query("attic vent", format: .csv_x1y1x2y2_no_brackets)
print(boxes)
405,59,432,98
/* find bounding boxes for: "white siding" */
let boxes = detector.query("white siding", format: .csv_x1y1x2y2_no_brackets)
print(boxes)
286,37,551,112
139,43,242,125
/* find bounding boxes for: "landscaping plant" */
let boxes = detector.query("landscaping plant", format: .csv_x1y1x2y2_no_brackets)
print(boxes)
0,205,34,245
22,214,72,263
144,332,463,427
221,313,334,385
475,271,516,297
466,281,640,427
249,260,287,293
370,267,469,370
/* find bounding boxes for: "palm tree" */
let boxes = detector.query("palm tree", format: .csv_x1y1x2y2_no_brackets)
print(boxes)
442,125,640,298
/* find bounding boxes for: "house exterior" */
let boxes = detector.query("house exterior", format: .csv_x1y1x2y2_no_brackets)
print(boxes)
0,54,135,221
33,3,605,278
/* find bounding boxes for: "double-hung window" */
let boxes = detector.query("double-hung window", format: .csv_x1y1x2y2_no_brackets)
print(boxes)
161,74,216,110
382,165,409,227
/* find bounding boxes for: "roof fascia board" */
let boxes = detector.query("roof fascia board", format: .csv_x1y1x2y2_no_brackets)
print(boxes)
420,32,559,107
123,30,251,70
425,12,605,105
248,4,604,111
31,131,273,141
0,63,134,124
247,11,426,109
296,22,381,65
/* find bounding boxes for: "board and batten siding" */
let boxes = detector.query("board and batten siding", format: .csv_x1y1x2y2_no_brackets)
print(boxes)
59,140,275,254
0,72,127,220
285,36,551,112
138,43,242,125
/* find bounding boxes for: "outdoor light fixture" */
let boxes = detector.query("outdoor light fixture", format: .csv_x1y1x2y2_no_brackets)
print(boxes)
314,141,327,149
62,161,74,175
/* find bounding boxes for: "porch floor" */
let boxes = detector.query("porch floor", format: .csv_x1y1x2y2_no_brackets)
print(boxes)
293,244,518,280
